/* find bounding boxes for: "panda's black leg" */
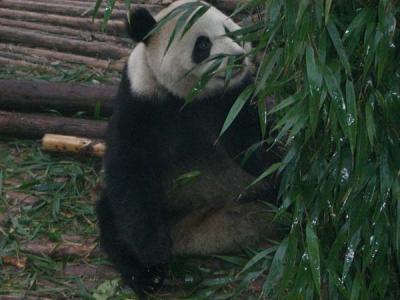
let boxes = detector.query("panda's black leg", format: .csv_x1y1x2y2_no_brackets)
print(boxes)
171,202,281,255
96,192,168,295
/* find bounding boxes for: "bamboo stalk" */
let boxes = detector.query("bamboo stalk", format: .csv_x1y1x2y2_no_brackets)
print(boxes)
0,80,117,115
0,25,130,59
42,134,106,157
0,8,125,35
0,110,107,139
0,43,126,71
0,17,132,46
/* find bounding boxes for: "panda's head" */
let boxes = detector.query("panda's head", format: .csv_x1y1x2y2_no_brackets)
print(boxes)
126,0,252,99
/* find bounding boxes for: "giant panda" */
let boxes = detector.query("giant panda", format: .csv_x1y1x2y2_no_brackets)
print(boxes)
96,0,280,296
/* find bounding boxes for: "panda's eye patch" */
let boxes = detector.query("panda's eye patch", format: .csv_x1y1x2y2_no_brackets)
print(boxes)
192,36,212,64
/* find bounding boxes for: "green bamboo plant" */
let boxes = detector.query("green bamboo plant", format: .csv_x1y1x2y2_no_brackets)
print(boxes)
93,0,400,298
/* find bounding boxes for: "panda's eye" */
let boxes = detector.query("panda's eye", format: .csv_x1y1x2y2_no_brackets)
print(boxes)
192,36,212,64
197,38,211,51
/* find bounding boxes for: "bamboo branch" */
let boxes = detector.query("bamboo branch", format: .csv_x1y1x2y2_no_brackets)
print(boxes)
0,25,130,59
0,111,107,139
42,134,106,157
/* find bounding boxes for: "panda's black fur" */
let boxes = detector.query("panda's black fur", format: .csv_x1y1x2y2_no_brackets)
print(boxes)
96,1,280,296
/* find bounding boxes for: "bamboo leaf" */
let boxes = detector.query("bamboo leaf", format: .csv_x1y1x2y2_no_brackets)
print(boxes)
342,229,361,281
322,66,348,136
306,223,321,295
240,247,278,274
101,0,116,31
306,46,322,96
218,85,253,138
327,20,352,76
262,238,288,296
325,0,332,24
164,9,192,55
180,5,210,39
92,0,103,20
345,80,357,154
365,95,376,148
269,95,298,114
248,162,282,188
254,48,283,96
258,96,267,139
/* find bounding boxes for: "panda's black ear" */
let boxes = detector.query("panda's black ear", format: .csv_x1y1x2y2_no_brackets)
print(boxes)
126,8,157,43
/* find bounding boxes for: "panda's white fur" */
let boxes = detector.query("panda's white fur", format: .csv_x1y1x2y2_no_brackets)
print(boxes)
127,0,252,99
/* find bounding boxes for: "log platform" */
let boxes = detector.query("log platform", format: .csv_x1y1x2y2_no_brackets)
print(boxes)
0,0,246,139
0,0,169,72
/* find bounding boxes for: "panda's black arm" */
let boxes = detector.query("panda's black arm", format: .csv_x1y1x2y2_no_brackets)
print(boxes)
221,102,281,176
102,105,171,266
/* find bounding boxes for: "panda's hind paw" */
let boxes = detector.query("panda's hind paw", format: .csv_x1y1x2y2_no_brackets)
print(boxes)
121,263,167,296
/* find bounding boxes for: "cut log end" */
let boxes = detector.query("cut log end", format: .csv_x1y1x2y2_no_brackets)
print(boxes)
42,134,105,157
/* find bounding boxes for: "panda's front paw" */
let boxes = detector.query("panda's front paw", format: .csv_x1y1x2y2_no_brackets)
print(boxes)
125,263,167,297
141,264,167,292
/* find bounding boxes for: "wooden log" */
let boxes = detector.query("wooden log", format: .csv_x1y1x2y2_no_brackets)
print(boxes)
34,0,163,11
0,50,54,66
0,17,133,46
20,237,98,258
0,0,164,18
0,0,127,19
0,57,56,73
1,256,27,269
0,111,107,139
0,44,126,72
42,134,106,157
0,80,117,115
0,25,130,59
0,8,125,35
39,0,128,10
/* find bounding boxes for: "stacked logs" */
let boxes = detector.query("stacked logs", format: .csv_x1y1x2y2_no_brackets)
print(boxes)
0,0,249,155
0,1,152,146
0,80,111,140
0,0,168,73
0,0,246,72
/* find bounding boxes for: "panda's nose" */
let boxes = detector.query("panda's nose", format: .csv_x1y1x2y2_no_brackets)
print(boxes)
230,43,246,56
